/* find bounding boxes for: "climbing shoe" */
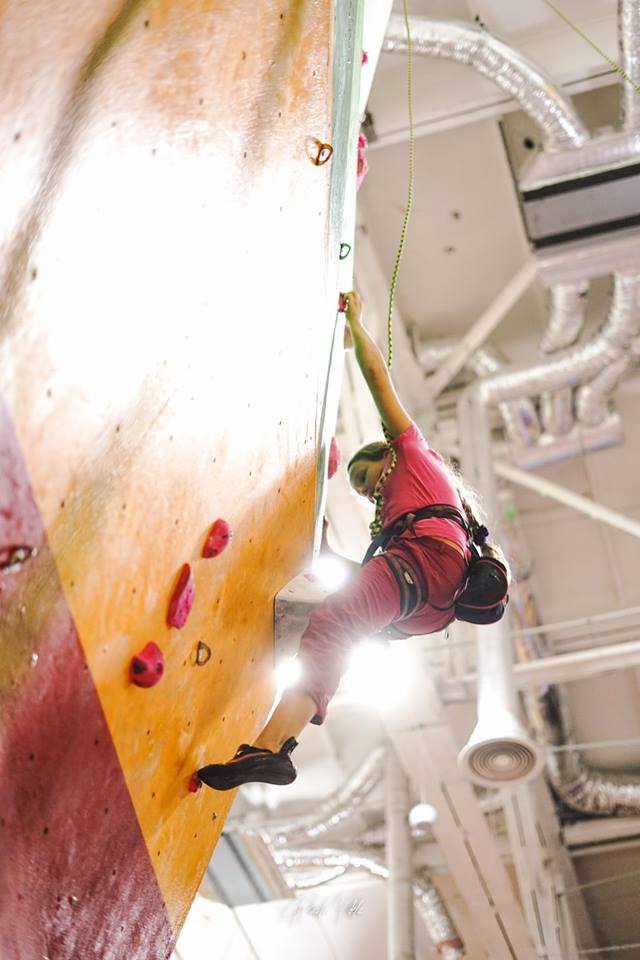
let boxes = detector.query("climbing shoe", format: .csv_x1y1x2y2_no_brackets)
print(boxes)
197,737,298,791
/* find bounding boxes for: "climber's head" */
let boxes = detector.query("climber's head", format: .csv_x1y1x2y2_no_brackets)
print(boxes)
347,442,390,502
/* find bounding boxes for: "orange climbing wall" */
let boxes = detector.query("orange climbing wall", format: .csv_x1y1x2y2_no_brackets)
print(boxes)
0,1,335,957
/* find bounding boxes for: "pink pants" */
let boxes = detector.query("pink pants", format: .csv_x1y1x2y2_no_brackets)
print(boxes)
296,538,466,723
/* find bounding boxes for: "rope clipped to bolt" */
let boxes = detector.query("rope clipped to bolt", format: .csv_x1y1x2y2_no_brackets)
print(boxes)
369,0,415,538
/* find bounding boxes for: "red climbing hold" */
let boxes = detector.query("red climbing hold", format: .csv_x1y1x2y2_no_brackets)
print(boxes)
328,437,341,479
338,294,349,313
188,773,202,793
130,642,165,688
356,133,369,192
167,564,195,629
361,51,369,65
202,519,232,558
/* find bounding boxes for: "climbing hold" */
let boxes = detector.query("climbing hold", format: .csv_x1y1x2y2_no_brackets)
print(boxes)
356,133,369,192
338,294,349,313
130,642,165,687
195,640,212,666
339,242,351,261
309,139,333,166
202,519,232,558
167,564,195,628
188,773,202,793
362,51,369,65
328,437,341,479
0,544,37,572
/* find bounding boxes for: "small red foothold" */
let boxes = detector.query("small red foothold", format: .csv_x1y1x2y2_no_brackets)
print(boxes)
338,294,349,313
167,564,195,629
130,642,165,688
328,437,341,479
361,51,368,65
202,519,232,558
188,773,202,793
356,133,369,192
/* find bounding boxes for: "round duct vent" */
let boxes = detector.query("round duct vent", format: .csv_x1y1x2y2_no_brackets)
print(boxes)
462,738,541,785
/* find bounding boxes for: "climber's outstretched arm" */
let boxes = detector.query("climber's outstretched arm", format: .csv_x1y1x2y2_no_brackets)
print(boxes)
343,290,411,439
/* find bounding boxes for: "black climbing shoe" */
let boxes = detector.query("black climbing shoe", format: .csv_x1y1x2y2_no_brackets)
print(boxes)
197,737,298,791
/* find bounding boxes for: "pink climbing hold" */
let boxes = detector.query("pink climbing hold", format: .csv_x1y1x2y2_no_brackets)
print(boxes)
130,642,165,688
338,293,349,313
188,773,202,793
202,519,232,558
356,132,369,192
328,437,341,479
167,563,195,629
361,51,368,65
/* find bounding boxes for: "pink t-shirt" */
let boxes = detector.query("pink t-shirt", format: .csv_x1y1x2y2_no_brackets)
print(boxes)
380,422,470,556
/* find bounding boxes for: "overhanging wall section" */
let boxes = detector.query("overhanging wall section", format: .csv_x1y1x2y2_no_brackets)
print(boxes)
0,1,345,956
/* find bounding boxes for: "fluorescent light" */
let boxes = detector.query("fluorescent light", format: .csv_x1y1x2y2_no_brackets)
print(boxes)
311,555,349,590
275,656,302,693
339,640,412,709
409,803,437,829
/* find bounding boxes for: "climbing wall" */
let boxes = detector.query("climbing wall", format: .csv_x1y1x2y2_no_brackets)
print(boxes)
0,2,344,957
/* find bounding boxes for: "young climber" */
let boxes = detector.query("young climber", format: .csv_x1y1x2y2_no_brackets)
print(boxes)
197,290,507,791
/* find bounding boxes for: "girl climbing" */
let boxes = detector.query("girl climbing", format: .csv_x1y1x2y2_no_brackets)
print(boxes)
198,291,508,791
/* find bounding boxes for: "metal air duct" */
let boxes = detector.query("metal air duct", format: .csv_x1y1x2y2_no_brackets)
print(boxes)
383,16,588,151
415,337,541,446
619,0,640,133
228,746,386,845
280,847,465,959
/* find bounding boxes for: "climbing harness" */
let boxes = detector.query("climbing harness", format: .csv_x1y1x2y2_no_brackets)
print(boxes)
362,505,509,626
541,0,640,94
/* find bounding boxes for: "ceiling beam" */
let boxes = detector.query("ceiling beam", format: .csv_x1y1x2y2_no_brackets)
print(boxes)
495,460,640,541
381,650,538,959
440,638,640,699
424,260,538,399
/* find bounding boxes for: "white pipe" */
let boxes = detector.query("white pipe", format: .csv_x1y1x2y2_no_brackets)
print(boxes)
425,261,538,399
456,391,544,787
444,639,640,692
494,459,640,541
386,749,414,960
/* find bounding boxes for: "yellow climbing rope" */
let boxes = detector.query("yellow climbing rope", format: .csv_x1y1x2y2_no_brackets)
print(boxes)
370,0,414,538
386,0,415,372
541,0,640,94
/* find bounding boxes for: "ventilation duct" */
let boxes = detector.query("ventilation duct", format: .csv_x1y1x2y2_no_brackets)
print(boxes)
500,511,640,816
576,340,640,426
415,337,541,445
279,847,465,959
477,272,640,405
619,0,640,133
382,16,588,150
228,746,386,845
540,282,589,354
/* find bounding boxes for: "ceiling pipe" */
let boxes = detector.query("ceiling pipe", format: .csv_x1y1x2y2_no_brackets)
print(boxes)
226,746,386,844
540,283,590,441
386,748,414,960
498,512,640,817
494,459,640,541
477,272,640,405
382,16,588,151
415,336,541,446
576,338,640,426
540,282,590,354
456,389,545,787
279,847,465,959
619,0,640,133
